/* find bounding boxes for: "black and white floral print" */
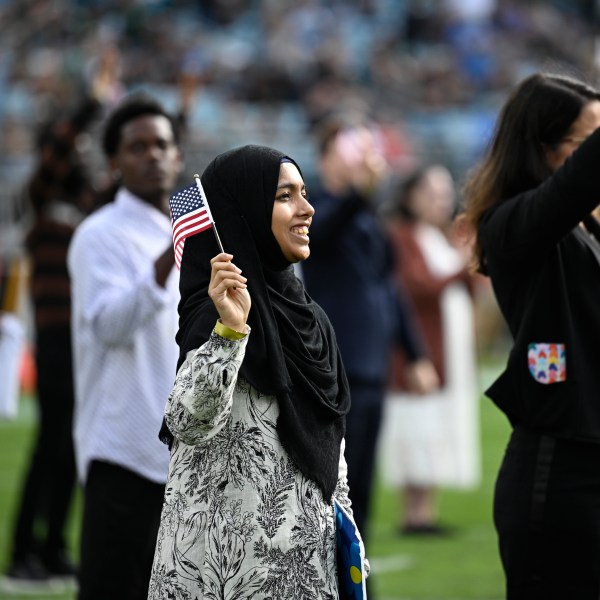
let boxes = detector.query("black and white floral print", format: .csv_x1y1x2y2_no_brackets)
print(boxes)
148,329,356,600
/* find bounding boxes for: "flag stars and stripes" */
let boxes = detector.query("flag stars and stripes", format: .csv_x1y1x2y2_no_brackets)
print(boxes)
169,182,214,269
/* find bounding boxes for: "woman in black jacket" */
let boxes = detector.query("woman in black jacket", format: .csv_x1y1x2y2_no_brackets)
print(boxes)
464,73,600,599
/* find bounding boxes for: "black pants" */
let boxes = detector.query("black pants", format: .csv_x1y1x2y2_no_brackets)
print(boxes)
494,427,600,599
11,328,76,563
344,379,385,541
78,461,165,600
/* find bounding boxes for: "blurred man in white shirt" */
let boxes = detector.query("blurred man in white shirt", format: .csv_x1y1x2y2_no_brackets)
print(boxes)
68,95,182,600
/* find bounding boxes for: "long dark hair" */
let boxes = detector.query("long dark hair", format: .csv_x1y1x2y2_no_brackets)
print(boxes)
463,72,600,274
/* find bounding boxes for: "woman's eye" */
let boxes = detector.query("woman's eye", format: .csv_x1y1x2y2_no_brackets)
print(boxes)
277,192,291,201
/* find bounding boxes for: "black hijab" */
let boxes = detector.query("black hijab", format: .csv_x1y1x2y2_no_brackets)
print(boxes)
160,144,350,501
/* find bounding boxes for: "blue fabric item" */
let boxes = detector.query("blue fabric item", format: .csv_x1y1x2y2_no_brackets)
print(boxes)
335,500,367,600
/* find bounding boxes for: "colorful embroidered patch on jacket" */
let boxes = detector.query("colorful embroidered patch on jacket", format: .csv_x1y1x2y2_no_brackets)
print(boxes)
527,343,566,384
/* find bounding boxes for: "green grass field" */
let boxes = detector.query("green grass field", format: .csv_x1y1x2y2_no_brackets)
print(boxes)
0,363,509,600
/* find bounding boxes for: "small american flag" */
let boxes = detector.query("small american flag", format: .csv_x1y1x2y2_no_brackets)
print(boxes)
169,176,216,269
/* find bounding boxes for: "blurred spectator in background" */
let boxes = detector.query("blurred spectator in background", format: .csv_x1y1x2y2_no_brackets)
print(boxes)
302,117,439,547
379,165,481,535
67,95,182,600
0,254,26,422
0,310,24,421
3,93,102,589
0,1,594,191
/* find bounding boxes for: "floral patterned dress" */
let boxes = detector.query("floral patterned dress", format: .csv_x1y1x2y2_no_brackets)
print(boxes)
148,328,355,600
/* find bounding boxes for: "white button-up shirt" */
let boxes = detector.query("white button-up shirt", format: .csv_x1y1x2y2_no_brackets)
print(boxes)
68,188,179,484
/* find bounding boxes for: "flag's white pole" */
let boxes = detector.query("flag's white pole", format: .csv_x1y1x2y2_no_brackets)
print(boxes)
194,174,224,254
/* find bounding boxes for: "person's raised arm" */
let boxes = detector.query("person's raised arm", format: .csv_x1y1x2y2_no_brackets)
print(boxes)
482,128,600,260
164,253,251,444
208,253,250,333
309,129,388,251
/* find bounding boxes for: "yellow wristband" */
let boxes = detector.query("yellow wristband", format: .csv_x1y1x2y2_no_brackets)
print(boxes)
215,320,248,340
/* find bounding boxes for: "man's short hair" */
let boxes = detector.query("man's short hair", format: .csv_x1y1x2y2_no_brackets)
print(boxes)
102,94,180,158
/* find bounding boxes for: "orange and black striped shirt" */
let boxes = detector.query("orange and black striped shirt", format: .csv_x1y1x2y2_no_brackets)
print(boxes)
25,217,75,330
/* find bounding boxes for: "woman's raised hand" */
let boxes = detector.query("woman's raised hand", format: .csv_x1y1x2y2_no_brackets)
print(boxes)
208,253,251,333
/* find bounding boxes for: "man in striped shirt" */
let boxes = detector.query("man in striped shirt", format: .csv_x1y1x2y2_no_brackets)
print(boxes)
5,97,100,588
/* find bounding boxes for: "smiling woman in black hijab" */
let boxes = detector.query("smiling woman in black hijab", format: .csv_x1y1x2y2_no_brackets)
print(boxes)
150,145,361,600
